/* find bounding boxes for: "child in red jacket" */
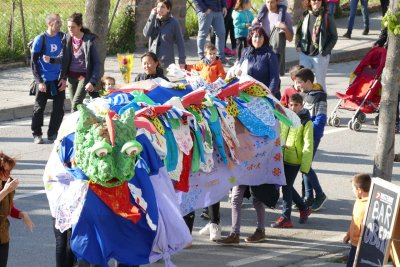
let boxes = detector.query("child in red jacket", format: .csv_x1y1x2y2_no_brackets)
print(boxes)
186,43,226,83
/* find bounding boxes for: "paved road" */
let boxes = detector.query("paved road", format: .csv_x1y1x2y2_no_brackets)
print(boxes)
3,60,400,267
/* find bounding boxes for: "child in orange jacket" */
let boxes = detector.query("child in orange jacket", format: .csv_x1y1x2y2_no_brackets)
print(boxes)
343,173,371,267
186,43,226,83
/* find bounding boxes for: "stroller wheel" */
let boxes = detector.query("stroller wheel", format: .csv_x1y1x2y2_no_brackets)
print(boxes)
327,117,332,126
332,116,341,127
348,120,353,130
352,120,362,131
373,115,379,126
357,112,366,123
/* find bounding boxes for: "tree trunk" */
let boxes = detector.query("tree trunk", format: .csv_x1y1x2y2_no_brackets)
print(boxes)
373,0,400,181
85,0,110,86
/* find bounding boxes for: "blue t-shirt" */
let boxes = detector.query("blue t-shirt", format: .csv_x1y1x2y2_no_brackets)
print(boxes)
32,32,63,82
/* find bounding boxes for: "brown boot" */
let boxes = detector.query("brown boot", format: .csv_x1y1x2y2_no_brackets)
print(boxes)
244,229,266,243
216,233,240,246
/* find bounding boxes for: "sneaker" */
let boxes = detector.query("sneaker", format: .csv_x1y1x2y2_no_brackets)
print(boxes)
209,223,222,241
311,193,327,212
342,32,351,39
33,135,43,144
271,216,293,228
216,232,240,245
244,228,266,243
200,211,210,220
362,27,369,35
199,223,210,236
304,197,314,207
299,207,312,224
48,134,58,141
292,203,299,210
220,57,228,65
223,47,236,56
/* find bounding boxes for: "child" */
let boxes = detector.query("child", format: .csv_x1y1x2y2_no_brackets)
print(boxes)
185,43,226,83
134,52,169,82
232,0,254,59
0,152,34,267
100,76,116,96
280,64,304,107
271,93,313,228
294,68,328,211
344,173,371,267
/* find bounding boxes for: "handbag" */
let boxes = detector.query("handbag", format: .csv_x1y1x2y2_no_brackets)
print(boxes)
250,183,280,209
29,80,36,96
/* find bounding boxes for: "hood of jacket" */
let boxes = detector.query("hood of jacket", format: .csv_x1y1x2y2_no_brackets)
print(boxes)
298,108,311,125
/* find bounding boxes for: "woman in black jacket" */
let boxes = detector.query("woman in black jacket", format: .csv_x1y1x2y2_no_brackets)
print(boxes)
61,12,101,111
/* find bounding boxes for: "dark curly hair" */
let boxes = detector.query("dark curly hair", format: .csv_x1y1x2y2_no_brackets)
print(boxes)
246,26,269,48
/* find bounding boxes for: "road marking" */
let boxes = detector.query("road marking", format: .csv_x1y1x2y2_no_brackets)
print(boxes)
14,190,46,200
226,235,344,266
324,127,348,135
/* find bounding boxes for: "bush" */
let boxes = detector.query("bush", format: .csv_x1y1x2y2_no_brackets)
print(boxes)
107,5,136,55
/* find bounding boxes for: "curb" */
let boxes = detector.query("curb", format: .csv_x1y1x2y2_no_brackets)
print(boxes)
0,100,72,122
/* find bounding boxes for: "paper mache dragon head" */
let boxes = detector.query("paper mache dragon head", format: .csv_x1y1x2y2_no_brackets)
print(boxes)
74,105,142,188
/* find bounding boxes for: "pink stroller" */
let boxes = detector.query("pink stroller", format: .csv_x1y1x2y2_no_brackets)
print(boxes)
328,47,387,131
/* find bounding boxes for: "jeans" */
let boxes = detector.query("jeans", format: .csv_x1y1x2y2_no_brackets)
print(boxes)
231,185,265,234
346,245,357,267
282,164,307,220
53,218,76,267
197,11,226,59
303,138,324,200
347,0,369,32
327,2,336,16
0,242,9,267
67,77,87,112
31,80,65,137
299,52,330,92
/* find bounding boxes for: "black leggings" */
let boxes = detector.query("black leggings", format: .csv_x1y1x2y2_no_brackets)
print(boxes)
236,37,248,59
53,218,76,267
0,242,9,267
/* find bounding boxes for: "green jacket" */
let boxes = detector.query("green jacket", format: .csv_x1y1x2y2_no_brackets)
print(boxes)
295,10,338,56
280,109,314,173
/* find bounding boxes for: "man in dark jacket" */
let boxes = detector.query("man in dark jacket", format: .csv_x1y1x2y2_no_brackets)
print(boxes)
30,13,66,144
192,0,227,61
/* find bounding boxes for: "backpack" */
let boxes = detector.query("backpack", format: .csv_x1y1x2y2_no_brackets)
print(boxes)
28,32,64,55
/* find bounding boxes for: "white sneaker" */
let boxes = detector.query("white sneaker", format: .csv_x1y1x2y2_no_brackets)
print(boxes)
209,223,222,241
199,223,210,236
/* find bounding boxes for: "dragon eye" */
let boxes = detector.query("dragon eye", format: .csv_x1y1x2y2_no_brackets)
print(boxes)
121,141,143,157
90,142,112,157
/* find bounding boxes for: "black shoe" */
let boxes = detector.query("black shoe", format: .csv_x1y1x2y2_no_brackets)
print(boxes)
342,32,351,39
33,135,43,144
362,28,369,35
304,197,314,207
48,134,58,141
311,193,327,211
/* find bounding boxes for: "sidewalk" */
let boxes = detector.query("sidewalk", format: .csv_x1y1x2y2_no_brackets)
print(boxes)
0,12,383,123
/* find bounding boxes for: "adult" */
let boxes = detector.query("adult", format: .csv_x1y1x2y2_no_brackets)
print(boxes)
31,13,66,144
235,26,280,98
61,12,101,112
343,0,369,38
295,0,337,92
192,0,227,61
143,0,186,72
256,0,294,76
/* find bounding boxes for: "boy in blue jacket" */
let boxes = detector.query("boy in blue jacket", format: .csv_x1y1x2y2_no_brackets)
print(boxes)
294,68,328,211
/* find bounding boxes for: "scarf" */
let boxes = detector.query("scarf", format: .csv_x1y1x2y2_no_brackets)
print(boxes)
309,8,324,50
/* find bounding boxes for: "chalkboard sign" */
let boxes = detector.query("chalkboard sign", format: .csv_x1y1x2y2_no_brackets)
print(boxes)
354,178,400,266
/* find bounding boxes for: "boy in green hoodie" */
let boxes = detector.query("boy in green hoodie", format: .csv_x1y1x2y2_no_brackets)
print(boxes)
272,93,313,228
